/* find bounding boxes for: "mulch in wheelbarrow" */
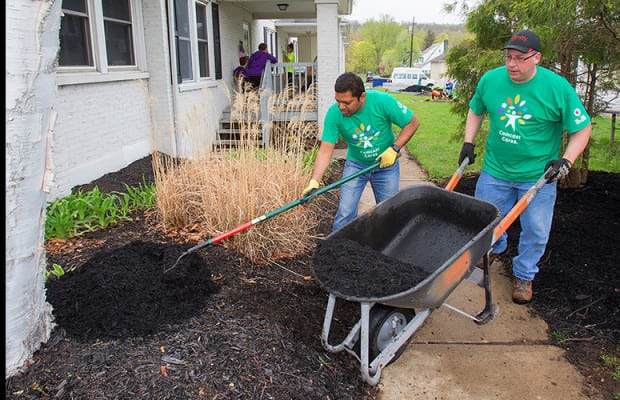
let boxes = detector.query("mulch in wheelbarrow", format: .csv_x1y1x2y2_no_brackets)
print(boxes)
312,238,428,298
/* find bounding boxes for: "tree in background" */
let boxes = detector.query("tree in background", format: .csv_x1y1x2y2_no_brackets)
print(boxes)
446,0,620,187
423,29,436,50
357,15,405,70
347,41,378,74
346,17,467,76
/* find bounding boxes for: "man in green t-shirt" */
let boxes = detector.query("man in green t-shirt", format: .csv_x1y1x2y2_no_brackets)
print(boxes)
301,72,420,231
458,29,591,304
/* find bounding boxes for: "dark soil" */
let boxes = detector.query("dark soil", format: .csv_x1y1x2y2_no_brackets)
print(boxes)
312,238,429,299
5,156,619,399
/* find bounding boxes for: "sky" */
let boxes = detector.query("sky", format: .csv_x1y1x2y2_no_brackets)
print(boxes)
348,0,466,25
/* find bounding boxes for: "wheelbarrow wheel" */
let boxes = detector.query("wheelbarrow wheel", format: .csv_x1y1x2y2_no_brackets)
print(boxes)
369,305,415,362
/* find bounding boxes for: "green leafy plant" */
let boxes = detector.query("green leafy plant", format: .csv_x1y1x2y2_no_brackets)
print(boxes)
45,181,156,240
552,329,569,343
44,263,66,281
44,263,77,281
600,352,620,381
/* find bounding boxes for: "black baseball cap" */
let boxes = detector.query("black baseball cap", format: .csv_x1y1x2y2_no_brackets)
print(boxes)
503,29,541,53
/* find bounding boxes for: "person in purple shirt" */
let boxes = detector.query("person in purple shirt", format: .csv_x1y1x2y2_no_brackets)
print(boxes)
243,43,277,89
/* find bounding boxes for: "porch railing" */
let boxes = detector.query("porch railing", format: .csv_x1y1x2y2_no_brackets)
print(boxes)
261,61,317,97
258,61,318,145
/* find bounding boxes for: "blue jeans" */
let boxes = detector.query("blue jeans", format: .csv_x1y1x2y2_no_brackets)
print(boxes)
332,159,400,231
475,171,557,281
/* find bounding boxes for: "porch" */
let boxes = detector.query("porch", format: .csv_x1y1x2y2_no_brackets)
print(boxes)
216,61,319,148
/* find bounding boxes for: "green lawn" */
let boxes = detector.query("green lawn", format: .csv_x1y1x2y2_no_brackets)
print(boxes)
383,90,619,178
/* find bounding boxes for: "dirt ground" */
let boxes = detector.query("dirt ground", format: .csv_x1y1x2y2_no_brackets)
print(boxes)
6,156,619,399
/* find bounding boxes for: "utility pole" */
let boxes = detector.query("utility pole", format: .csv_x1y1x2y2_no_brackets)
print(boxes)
409,16,415,67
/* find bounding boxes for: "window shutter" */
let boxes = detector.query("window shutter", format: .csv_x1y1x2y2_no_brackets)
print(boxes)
211,2,222,79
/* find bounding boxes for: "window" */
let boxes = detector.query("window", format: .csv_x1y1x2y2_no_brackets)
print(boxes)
59,0,93,66
242,22,250,58
103,0,135,65
195,3,209,78
59,0,141,71
174,0,221,84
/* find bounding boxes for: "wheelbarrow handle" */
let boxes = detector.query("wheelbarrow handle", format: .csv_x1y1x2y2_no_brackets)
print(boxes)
492,168,552,243
444,157,470,191
444,158,554,247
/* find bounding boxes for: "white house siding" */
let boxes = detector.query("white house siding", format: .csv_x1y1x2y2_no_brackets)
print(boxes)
297,35,317,62
219,4,253,87
171,83,233,157
50,80,154,199
143,0,177,156
6,0,60,377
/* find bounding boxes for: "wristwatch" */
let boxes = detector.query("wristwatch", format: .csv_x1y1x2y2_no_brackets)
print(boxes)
391,144,401,153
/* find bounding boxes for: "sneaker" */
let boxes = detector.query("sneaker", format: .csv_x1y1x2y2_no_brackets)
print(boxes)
475,252,501,268
512,277,533,304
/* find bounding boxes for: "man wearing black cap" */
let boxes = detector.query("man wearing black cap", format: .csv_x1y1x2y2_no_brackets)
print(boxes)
457,29,592,304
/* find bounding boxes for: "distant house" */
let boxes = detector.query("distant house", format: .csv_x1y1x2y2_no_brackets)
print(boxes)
415,40,449,85
6,0,353,377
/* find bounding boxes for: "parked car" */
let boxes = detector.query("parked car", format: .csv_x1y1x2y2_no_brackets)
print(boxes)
382,67,435,92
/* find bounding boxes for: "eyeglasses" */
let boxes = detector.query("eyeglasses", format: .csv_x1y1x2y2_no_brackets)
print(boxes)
503,52,538,63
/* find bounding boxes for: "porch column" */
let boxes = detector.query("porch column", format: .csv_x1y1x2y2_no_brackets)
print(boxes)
315,0,341,135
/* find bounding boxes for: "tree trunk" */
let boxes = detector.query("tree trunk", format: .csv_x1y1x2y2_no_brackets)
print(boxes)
5,0,61,377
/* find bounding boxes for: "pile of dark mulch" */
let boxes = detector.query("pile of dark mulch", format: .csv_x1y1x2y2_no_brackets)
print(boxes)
46,243,219,339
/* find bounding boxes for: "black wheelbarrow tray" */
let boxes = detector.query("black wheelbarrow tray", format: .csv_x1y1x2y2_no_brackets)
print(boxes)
312,184,502,386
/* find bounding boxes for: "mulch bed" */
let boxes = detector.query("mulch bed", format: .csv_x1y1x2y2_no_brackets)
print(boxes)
5,156,619,399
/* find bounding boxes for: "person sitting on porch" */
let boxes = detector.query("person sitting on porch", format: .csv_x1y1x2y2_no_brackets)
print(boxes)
234,56,248,78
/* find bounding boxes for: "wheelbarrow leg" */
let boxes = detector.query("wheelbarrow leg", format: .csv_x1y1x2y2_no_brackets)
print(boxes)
475,254,499,324
321,294,361,353
443,254,499,324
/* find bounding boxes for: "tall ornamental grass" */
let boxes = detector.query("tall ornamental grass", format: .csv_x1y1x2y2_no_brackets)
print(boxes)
154,85,323,264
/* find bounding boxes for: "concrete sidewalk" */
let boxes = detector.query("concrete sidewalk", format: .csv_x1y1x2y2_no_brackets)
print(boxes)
332,147,599,400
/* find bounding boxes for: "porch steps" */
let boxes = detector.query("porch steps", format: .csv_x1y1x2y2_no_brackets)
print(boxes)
215,108,263,148
214,90,318,148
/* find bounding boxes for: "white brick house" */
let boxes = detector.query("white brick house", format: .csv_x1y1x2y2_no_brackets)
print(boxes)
6,0,352,377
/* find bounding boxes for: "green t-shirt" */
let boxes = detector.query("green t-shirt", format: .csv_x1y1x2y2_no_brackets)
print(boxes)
284,51,295,73
469,66,590,181
322,90,414,164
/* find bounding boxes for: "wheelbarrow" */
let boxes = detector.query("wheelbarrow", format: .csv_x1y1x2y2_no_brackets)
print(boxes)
312,159,552,385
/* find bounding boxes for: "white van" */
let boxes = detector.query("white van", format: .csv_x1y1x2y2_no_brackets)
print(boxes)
383,67,435,92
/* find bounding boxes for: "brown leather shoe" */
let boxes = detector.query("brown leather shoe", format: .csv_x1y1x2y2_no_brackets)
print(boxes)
512,277,533,304
475,252,501,267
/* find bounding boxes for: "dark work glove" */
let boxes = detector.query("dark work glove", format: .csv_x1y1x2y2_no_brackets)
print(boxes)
544,158,572,182
458,143,475,165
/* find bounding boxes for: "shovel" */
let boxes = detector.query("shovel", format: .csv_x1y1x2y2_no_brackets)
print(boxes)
165,161,381,273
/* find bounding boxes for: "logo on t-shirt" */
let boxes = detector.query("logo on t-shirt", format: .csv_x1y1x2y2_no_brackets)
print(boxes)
352,123,380,149
573,108,588,125
498,95,532,131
